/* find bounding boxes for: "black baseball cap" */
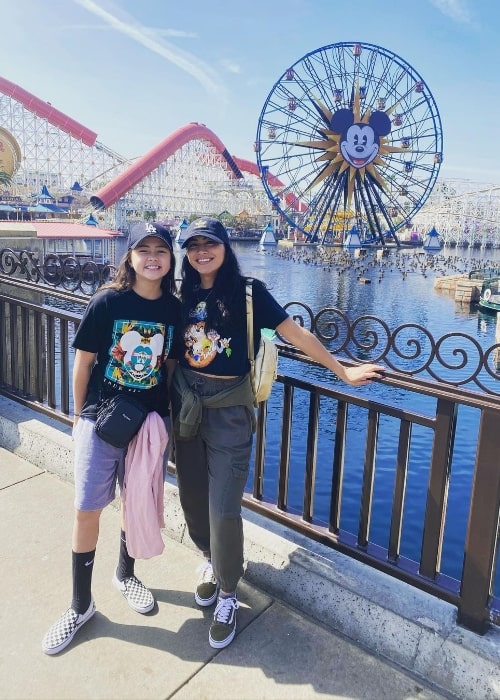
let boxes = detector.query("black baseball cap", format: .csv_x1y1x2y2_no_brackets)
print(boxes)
181,217,230,248
128,222,173,250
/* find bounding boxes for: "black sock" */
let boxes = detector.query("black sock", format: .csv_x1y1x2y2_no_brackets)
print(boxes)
71,550,95,614
116,530,135,581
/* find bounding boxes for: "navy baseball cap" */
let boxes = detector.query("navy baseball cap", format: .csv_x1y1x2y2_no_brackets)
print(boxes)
128,222,173,250
181,217,230,248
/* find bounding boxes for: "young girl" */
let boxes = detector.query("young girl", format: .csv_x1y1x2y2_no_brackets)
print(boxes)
42,222,182,655
171,217,385,650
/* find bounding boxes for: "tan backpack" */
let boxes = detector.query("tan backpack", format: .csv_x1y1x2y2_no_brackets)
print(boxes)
246,280,278,406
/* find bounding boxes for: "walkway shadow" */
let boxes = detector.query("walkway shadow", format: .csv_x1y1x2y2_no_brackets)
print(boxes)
233,559,446,700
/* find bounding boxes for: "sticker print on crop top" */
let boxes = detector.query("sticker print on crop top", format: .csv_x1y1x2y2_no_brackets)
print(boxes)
105,319,173,389
184,300,231,369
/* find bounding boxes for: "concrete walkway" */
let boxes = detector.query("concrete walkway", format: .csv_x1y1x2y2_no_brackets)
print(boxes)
0,447,451,700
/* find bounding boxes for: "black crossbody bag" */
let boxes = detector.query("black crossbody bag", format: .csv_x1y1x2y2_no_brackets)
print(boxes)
94,394,149,448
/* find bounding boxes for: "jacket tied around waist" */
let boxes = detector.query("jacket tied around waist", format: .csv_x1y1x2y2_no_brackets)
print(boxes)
171,366,256,440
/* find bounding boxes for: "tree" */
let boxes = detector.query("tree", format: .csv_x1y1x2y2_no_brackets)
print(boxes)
0,170,12,187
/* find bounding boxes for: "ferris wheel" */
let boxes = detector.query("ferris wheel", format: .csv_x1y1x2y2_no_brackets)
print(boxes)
255,41,443,245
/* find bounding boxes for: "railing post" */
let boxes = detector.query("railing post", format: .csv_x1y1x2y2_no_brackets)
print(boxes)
60,319,70,414
420,398,457,578
252,401,268,500
329,399,348,533
303,391,320,522
277,383,294,510
34,313,45,401
9,302,17,388
458,408,500,633
388,418,412,561
358,408,379,548
46,316,56,409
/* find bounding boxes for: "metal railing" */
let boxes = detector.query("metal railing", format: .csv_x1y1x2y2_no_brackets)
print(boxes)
249,349,500,634
1,259,499,635
0,247,115,295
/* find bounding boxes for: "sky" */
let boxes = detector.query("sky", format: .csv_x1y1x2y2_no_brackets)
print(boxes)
1,0,499,184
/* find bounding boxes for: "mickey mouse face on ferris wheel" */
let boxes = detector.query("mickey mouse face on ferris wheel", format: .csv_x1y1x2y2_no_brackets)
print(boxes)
330,108,392,170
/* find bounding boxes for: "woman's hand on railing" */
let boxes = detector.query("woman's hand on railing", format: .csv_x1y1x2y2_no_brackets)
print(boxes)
341,363,385,386
276,318,385,387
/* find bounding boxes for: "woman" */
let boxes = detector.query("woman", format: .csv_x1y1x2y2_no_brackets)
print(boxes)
42,222,182,655
172,217,385,650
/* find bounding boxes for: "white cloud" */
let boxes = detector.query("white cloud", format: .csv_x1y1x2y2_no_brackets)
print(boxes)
54,24,197,38
154,29,198,39
429,0,474,24
220,59,241,74
73,0,224,95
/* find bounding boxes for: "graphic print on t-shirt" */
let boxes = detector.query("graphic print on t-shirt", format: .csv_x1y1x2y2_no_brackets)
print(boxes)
105,319,170,389
184,301,231,369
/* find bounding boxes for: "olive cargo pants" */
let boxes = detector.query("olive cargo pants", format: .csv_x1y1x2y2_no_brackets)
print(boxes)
172,371,253,593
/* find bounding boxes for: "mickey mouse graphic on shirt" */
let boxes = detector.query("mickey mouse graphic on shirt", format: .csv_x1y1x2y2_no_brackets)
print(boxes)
330,108,392,170
104,319,173,389
184,300,231,369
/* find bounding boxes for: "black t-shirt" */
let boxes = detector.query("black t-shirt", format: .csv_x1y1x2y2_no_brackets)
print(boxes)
179,278,288,376
73,287,182,416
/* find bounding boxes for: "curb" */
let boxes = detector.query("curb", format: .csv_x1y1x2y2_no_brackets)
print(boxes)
1,395,499,699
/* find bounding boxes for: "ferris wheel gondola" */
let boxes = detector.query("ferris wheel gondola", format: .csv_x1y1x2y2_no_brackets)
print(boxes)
255,41,443,246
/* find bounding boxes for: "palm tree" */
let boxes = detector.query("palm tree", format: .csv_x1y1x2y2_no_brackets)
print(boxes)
0,170,12,187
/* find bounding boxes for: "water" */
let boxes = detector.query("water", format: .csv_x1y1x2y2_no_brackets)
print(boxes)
230,242,500,593
234,242,499,335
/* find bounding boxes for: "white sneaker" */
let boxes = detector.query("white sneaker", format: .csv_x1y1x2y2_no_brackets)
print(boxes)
195,561,218,607
209,595,239,649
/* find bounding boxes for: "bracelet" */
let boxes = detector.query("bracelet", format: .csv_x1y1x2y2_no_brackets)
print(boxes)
74,413,81,416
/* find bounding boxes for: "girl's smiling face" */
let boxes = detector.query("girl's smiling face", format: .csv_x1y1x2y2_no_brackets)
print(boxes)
185,236,225,286
129,235,172,286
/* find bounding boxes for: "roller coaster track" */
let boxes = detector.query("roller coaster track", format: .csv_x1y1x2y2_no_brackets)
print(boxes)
413,179,500,246
0,75,287,229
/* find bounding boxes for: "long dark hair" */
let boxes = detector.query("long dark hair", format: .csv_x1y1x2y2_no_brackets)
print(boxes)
180,242,246,331
98,246,177,297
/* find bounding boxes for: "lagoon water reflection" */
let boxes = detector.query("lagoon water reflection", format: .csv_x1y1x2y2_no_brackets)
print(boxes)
233,242,499,338
230,242,500,593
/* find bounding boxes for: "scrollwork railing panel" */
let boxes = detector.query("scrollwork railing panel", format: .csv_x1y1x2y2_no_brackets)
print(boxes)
283,301,500,396
0,248,41,282
2,261,500,396
1,248,115,294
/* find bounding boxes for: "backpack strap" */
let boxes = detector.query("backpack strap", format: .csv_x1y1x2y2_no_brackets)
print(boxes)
245,279,256,398
246,278,254,362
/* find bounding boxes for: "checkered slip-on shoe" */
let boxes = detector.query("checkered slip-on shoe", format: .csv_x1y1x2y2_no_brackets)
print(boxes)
112,573,155,613
195,560,218,607
42,599,96,655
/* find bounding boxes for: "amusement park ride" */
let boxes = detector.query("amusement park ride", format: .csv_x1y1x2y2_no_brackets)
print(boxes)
255,41,443,246
0,41,499,249
409,179,500,248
